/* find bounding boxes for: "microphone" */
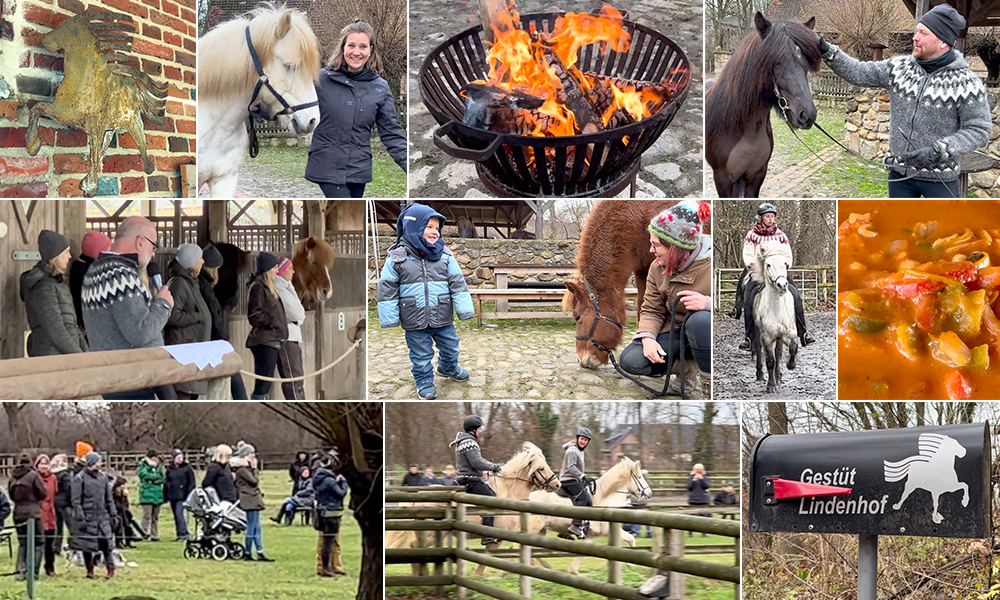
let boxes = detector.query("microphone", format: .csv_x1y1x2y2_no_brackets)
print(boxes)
147,261,163,291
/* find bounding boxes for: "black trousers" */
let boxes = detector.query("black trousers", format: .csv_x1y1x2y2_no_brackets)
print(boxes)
250,344,280,398
561,481,592,528
463,479,497,527
15,518,43,578
83,538,114,572
888,172,960,198
277,340,306,400
319,182,366,198
619,309,712,375
743,279,807,342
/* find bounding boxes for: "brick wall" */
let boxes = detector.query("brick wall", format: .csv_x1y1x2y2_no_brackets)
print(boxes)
0,0,196,197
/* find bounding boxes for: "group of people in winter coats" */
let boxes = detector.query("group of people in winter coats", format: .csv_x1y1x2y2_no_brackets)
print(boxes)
18,217,309,400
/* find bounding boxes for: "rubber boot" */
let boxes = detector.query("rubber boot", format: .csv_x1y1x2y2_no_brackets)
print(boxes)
316,535,325,576
699,371,711,399
320,535,336,577
332,537,346,574
107,563,116,579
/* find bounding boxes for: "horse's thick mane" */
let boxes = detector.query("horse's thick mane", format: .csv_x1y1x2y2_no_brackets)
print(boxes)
707,20,821,131
198,3,320,101
595,456,637,500
294,237,336,267
494,442,545,497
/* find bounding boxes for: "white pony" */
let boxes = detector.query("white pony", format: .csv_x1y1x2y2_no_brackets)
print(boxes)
752,239,798,393
198,5,321,197
527,456,652,575
884,433,969,524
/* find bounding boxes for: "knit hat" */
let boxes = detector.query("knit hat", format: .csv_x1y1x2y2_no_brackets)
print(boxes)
38,229,70,263
277,256,292,276
17,451,32,466
34,453,50,468
173,448,184,458
81,230,112,259
202,243,224,268
919,4,966,47
176,243,203,269
648,201,711,250
257,252,279,275
75,441,93,460
50,454,68,473
85,452,101,467
234,443,256,458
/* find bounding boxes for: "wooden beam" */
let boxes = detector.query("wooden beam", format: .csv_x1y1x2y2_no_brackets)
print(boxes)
229,201,255,226
111,200,133,218
206,200,228,244
915,0,929,20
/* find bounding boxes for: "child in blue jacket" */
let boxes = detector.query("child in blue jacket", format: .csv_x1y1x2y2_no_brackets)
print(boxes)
377,203,475,399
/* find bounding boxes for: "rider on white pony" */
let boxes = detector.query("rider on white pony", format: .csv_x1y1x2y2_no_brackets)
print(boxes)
559,428,594,540
733,203,815,350
450,415,503,545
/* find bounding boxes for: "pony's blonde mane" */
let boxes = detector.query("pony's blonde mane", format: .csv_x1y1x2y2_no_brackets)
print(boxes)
494,442,547,497
198,4,320,101
595,456,639,501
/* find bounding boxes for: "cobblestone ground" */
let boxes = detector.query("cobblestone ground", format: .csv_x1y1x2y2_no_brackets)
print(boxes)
408,0,704,198
369,315,695,400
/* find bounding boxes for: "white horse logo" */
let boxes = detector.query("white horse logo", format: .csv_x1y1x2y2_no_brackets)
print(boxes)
883,433,969,524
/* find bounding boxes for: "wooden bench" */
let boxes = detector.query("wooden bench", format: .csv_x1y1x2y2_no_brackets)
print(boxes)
469,288,639,327
487,263,576,313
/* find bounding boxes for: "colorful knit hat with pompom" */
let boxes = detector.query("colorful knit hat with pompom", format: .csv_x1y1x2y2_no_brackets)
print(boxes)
648,200,711,250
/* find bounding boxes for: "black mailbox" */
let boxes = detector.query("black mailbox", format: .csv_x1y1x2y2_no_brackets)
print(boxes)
749,423,991,538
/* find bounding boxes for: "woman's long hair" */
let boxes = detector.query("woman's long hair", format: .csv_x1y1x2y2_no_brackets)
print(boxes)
327,19,382,73
662,243,692,276
262,269,279,299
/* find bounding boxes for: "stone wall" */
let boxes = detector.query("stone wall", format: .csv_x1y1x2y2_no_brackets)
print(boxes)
0,0,196,197
843,89,891,159
970,90,1000,197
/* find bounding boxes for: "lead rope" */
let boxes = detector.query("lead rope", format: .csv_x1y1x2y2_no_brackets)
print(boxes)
605,295,691,400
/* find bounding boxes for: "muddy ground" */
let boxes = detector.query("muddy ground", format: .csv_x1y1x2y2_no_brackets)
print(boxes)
408,0,705,198
713,310,837,400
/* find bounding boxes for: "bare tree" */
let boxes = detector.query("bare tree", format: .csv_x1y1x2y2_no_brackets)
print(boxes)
826,0,912,59
967,28,1000,84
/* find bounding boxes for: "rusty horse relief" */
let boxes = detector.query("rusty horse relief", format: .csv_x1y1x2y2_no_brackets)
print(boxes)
25,11,168,197
884,433,970,524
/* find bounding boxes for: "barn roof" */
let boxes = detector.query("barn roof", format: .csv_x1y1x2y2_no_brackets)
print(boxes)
373,201,537,232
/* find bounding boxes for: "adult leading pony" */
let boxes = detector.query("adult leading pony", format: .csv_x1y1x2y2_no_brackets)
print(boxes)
198,5,321,197
752,240,798,393
706,13,821,198
563,200,677,369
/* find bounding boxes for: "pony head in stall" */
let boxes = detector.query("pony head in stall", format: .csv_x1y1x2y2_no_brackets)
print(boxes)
456,216,478,238
292,236,336,310
198,4,321,197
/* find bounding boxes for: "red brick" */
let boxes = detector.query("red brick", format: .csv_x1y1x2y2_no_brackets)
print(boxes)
0,127,51,148
102,0,147,19
175,118,195,134
133,38,172,60
140,0,159,8
21,27,45,49
163,30,181,47
163,65,181,80
57,178,84,197
174,49,194,68
154,155,191,173
147,175,169,192
188,137,195,152
118,132,167,151
182,70,195,85
0,156,49,178
183,36,195,52
184,103,196,117
142,115,174,133
161,0,177,15
170,177,179,192
180,8,193,22
33,53,63,72
0,99,22,120
24,4,68,29
166,84,186,99
53,153,89,174
120,176,145,194
149,10,184,32
102,154,143,173
141,58,162,76
56,128,88,147
142,23,161,40
57,0,85,14
19,51,29,68
0,182,48,198
165,100,184,115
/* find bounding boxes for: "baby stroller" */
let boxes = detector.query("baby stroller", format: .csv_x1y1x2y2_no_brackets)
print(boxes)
183,488,247,561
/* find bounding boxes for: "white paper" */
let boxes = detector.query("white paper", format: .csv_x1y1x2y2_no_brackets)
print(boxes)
162,340,235,370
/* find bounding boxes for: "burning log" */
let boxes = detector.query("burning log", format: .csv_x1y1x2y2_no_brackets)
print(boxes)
536,44,605,135
462,82,545,128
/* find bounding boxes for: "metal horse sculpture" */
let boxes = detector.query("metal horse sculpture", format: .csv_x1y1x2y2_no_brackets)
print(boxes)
705,13,820,197
884,433,969,524
26,11,168,197
752,240,798,393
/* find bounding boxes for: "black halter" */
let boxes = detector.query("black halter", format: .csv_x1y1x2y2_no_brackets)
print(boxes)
574,274,623,355
244,26,318,158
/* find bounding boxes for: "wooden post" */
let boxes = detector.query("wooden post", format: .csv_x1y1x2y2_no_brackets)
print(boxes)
652,526,664,554
206,200,229,244
305,201,327,398
670,528,685,599
434,524,444,595
519,511,531,598
915,0,929,20
734,528,740,600
456,501,467,600
607,523,622,599
285,200,293,254
173,200,182,248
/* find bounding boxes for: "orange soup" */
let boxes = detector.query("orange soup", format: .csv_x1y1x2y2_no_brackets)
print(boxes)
838,200,1000,400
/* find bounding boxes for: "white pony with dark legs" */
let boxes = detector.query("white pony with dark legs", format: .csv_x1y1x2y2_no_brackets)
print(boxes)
198,5,321,197
752,239,798,393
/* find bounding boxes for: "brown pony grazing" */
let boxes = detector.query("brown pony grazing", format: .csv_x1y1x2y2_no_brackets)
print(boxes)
292,236,336,310
706,13,820,197
563,200,677,369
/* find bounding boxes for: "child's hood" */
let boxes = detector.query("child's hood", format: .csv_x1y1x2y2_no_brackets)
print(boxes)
397,203,448,261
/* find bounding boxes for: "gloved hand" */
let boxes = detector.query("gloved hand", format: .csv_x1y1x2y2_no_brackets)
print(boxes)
902,145,941,169
816,34,830,54
492,465,503,474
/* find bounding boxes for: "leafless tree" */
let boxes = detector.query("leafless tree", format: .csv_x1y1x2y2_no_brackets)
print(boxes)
826,0,912,59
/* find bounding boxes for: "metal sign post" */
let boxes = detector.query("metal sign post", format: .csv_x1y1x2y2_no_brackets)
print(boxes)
27,517,36,600
858,534,877,600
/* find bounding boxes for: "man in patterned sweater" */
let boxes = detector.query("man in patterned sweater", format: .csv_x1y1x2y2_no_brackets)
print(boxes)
81,216,174,399
450,415,503,545
818,4,991,198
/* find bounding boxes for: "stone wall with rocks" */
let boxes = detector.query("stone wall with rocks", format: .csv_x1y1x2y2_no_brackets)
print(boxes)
843,89,891,159
970,89,1000,197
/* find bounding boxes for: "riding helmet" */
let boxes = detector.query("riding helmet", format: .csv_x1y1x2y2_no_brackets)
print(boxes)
577,427,593,440
758,203,777,216
464,415,485,433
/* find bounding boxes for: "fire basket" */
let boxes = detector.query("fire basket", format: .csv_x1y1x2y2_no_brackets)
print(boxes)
420,11,691,197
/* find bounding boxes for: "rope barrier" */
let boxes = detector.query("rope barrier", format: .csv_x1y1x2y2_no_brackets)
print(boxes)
239,339,362,382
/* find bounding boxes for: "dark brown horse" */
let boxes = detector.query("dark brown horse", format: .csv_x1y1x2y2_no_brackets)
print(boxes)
212,237,335,311
706,13,820,198
563,200,677,369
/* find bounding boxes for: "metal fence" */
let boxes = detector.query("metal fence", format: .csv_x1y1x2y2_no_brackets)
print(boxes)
715,265,837,313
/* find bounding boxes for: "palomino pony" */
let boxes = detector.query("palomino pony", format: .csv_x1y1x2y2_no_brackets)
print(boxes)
752,240,798,393
212,237,335,310
527,456,652,575
884,432,969,524
198,5,321,197
706,13,821,197
386,442,560,575
563,200,677,369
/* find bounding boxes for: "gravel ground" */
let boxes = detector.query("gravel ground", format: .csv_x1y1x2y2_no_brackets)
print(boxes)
713,310,837,400
408,0,705,198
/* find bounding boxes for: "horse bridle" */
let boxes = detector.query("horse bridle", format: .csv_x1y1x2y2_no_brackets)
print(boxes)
244,26,318,158
631,470,652,499
574,274,623,356
495,458,559,491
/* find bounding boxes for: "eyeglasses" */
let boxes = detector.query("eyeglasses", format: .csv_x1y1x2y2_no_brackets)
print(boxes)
139,234,159,250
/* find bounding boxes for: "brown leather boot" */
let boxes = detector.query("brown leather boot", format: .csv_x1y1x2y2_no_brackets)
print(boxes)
331,537,346,575
316,535,325,576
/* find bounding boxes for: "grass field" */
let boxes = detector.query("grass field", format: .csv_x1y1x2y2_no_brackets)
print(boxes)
247,143,407,198
0,471,357,600
386,528,738,600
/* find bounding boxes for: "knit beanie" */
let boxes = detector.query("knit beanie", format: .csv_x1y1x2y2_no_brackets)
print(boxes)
919,4,965,47
17,451,32,466
648,200,711,250
176,243,203,269
81,230,112,260
202,243,224,268
38,229,70,263
34,453,50,468
76,441,94,460
277,256,292,276
85,452,101,467
257,252,279,275
234,443,256,458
